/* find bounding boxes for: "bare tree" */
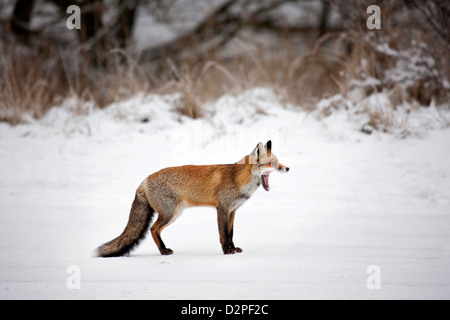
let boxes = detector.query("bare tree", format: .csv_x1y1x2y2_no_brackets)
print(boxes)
138,0,341,64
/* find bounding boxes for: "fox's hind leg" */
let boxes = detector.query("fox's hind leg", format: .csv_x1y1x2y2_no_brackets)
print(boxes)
150,203,184,255
151,214,172,255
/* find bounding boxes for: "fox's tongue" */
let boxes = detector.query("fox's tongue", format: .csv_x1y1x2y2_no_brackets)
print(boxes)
262,173,270,191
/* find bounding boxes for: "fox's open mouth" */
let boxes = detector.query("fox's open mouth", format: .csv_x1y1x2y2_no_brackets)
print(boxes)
262,172,270,191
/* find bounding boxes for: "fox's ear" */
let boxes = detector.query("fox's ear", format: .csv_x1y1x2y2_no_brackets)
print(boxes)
265,140,272,156
252,142,265,159
257,142,266,158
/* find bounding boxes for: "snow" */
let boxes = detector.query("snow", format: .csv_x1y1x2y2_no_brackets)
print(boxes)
1,88,449,299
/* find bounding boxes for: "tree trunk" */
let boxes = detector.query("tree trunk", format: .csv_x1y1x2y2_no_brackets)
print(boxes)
11,0,34,44
115,0,138,48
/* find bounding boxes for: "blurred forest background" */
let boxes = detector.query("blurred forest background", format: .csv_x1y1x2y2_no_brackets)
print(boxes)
0,0,449,125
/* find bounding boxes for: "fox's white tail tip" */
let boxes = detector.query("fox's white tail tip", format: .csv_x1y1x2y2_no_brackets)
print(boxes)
92,248,101,258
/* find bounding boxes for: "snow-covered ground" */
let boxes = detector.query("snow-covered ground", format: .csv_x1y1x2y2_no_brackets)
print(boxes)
1,88,449,299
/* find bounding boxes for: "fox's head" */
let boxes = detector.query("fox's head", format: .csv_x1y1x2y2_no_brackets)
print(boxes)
238,140,289,191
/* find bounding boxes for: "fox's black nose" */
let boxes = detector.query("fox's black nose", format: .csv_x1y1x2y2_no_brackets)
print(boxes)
285,167,289,172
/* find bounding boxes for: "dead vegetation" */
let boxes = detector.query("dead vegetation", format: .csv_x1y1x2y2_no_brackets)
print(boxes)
0,0,449,128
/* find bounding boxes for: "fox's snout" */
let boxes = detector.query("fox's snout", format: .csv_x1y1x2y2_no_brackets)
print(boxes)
279,164,289,173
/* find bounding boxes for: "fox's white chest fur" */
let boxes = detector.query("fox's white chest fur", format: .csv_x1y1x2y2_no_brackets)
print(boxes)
231,174,261,211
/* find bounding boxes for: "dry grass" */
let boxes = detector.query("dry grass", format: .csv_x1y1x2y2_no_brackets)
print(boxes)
0,44,65,124
1,20,448,128
1,22,353,126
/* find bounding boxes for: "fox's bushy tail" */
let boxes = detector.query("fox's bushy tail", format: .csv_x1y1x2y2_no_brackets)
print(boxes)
95,189,154,257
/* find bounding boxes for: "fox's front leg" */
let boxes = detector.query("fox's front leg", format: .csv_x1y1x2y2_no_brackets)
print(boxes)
217,207,242,254
227,210,242,253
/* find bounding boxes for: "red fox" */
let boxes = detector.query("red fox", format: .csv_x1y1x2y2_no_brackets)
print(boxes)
95,140,289,257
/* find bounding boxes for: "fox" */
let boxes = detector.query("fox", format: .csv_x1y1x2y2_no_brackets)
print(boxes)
95,140,289,257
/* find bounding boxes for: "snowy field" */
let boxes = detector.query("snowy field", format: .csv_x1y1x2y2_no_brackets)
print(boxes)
1,88,449,299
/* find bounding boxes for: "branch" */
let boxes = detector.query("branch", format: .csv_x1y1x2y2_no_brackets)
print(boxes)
138,0,288,64
139,0,237,63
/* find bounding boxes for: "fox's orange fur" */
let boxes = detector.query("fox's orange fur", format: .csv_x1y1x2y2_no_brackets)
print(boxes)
145,164,253,208
96,140,288,257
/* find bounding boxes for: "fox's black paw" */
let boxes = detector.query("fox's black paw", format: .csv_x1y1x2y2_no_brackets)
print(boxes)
160,248,173,255
224,247,243,255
